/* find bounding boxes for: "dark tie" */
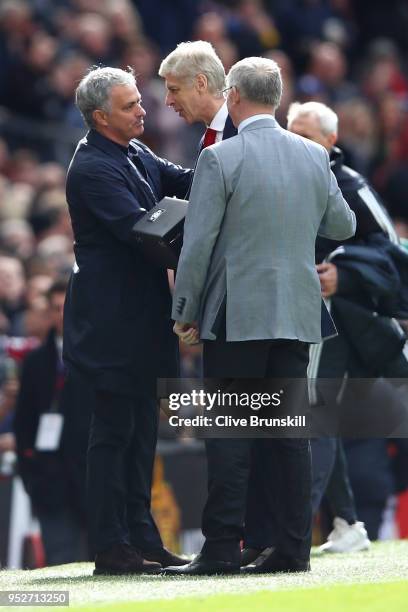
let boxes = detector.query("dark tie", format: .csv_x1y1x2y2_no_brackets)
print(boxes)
128,150,148,179
127,150,157,207
202,127,218,149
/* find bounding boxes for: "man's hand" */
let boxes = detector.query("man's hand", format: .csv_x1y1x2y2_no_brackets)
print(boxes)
316,262,338,298
173,321,200,345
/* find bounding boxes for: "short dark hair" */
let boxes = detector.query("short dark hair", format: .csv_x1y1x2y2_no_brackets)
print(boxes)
46,278,68,302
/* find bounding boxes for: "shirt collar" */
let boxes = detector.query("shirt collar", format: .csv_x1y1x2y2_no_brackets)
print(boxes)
87,129,130,160
111,140,128,156
209,102,229,132
238,114,276,133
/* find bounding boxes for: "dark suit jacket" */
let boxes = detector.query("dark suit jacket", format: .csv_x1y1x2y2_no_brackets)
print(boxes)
63,130,191,397
14,330,92,515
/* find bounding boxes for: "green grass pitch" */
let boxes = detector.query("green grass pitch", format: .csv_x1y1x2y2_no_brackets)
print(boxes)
1,541,407,611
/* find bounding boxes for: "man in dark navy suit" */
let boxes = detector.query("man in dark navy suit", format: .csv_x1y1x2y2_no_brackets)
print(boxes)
63,66,191,575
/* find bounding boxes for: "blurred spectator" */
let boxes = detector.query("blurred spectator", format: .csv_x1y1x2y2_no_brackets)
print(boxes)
36,235,74,277
13,279,92,565
384,164,408,239
0,177,34,222
44,54,90,126
227,0,280,57
193,12,239,72
268,0,350,68
105,0,143,57
0,360,19,436
74,12,113,64
352,0,408,56
4,29,58,119
25,274,53,307
371,93,408,194
0,1,37,99
0,138,10,173
29,189,73,243
362,39,408,105
335,98,378,175
135,0,199,53
0,219,35,260
345,438,408,540
265,49,295,125
0,255,26,335
5,150,40,188
304,41,358,104
20,297,50,343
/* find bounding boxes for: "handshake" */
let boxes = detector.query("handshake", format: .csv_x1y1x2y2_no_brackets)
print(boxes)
173,321,200,345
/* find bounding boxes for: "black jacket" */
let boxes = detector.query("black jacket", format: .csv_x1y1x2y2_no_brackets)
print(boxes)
316,147,398,262
14,330,92,515
317,148,407,374
63,130,191,397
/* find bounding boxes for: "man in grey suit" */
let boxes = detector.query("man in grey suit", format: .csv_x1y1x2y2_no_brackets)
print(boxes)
164,57,356,576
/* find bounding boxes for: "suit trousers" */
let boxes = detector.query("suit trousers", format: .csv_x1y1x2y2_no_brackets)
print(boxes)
37,507,86,565
244,331,358,549
87,390,163,554
202,331,312,561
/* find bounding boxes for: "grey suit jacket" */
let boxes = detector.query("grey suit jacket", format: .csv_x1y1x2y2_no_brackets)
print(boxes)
172,117,356,343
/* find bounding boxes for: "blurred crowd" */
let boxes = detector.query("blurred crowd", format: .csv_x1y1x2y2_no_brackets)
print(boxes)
1,0,408,552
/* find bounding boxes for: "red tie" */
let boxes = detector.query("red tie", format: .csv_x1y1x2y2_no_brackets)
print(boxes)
202,127,217,148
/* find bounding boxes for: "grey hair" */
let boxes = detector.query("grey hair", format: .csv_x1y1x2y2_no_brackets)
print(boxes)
75,66,137,129
287,101,338,136
158,40,225,96
226,57,282,108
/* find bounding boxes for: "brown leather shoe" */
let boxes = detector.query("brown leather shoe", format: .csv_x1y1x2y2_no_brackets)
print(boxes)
94,543,162,575
141,547,188,567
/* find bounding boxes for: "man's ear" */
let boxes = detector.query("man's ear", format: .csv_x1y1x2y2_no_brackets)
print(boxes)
93,109,108,128
229,86,240,105
328,132,337,148
195,73,208,93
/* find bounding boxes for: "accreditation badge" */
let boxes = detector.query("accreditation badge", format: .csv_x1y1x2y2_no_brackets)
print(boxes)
34,413,64,451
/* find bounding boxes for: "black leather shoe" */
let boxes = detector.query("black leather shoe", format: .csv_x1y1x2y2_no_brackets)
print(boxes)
241,548,310,574
141,547,188,567
162,553,241,576
241,547,265,566
94,543,162,575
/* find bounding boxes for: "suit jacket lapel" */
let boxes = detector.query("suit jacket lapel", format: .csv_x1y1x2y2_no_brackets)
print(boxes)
186,115,237,198
87,130,157,211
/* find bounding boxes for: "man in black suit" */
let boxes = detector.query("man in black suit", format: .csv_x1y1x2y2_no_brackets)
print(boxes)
63,66,191,575
14,279,91,565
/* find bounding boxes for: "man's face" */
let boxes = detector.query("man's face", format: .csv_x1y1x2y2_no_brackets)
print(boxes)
0,257,25,304
49,291,65,336
164,74,204,124
98,84,146,145
288,113,334,151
